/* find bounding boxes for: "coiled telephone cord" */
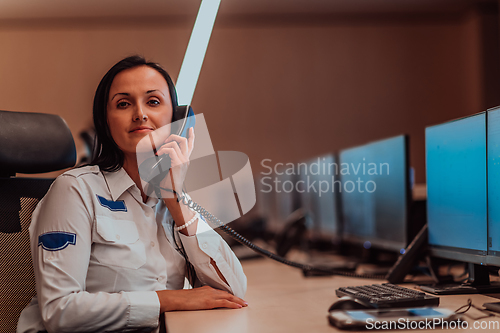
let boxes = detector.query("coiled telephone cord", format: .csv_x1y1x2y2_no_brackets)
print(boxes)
174,191,385,280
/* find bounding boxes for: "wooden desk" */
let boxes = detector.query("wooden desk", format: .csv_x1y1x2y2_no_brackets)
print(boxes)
165,258,500,332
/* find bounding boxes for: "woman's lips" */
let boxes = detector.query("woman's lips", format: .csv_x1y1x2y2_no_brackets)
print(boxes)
130,127,153,133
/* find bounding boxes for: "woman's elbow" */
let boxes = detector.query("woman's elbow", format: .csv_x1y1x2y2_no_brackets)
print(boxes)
41,300,77,333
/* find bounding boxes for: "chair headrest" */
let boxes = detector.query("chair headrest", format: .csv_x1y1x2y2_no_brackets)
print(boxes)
0,110,76,176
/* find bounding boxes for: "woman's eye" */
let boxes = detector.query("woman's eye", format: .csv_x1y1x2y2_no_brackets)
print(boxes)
148,99,160,106
117,101,130,108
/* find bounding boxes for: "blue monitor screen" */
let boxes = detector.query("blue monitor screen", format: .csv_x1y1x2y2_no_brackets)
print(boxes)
272,171,298,232
298,154,340,240
340,135,408,252
255,175,277,228
426,113,487,253
488,108,500,256
256,171,298,233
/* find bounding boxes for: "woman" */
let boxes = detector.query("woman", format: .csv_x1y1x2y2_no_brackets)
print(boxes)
17,56,247,333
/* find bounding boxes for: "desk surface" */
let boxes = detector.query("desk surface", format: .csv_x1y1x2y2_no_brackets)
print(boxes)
165,258,500,333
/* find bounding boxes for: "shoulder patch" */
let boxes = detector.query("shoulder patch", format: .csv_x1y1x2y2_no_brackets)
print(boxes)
38,232,76,251
96,195,127,212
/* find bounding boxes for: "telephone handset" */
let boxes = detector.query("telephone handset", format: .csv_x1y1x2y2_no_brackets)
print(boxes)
138,107,384,280
138,105,196,188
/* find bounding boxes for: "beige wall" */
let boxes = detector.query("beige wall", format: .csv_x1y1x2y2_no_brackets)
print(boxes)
0,20,193,168
203,12,485,183
0,8,492,182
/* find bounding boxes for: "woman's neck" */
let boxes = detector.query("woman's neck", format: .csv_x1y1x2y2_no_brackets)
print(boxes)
122,155,149,203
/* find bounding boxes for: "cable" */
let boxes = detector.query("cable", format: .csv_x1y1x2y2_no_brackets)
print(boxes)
154,186,198,287
171,221,198,288
167,188,386,280
455,299,496,320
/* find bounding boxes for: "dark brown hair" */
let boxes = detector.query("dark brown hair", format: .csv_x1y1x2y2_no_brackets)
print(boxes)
91,55,178,171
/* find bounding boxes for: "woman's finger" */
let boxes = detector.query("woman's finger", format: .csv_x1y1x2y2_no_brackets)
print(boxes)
156,146,182,167
157,142,185,164
187,127,195,157
227,294,248,307
214,299,243,309
164,134,189,157
214,290,247,307
208,288,247,307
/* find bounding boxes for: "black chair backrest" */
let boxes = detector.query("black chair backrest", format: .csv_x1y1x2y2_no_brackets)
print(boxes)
0,110,76,177
0,178,54,333
0,110,76,333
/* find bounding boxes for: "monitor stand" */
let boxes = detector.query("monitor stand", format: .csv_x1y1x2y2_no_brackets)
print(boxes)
419,263,500,295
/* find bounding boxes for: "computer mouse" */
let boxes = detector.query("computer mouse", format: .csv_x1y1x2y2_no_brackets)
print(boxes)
328,296,374,312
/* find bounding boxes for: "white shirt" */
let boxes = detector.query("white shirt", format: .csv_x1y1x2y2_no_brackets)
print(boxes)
17,165,247,333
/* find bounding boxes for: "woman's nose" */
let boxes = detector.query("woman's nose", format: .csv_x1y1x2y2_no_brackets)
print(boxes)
133,106,148,121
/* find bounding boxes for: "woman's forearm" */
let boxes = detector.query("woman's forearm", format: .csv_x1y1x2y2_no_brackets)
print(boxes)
156,286,247,313
163,197,197,236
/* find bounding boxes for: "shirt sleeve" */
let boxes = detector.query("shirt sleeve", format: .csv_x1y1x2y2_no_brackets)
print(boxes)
177,213,247,299
30,174,160,333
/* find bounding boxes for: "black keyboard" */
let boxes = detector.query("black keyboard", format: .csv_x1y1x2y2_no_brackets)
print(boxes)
336,283,439,308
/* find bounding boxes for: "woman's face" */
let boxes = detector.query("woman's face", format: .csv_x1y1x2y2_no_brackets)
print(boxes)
107,65,173,158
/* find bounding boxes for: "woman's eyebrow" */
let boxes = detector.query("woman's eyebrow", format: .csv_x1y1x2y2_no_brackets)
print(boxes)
111,92,129,101
110,90,165,101
146,89,165,96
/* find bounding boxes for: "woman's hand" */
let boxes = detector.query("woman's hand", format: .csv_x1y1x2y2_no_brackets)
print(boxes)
156,286,248,312
156,127,195,197
155,127,198,235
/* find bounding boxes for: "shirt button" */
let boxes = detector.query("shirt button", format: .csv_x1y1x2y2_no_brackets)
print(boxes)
116,235,120,240
202,243,208,249
150,241,155,247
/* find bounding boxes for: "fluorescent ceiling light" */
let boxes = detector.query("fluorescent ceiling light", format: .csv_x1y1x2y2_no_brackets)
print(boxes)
176,0,221,106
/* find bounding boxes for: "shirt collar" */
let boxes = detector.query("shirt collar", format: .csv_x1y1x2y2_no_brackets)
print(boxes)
102,167,136,201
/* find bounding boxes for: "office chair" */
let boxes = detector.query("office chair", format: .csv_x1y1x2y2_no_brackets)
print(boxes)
0,110,76,333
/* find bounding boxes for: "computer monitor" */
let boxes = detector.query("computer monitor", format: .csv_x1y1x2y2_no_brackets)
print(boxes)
297,154,341,244
339,135,411,254
255,174,277,229
257,169,301,235
423,111,500,294
426,112,487,263
488,106,500,266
